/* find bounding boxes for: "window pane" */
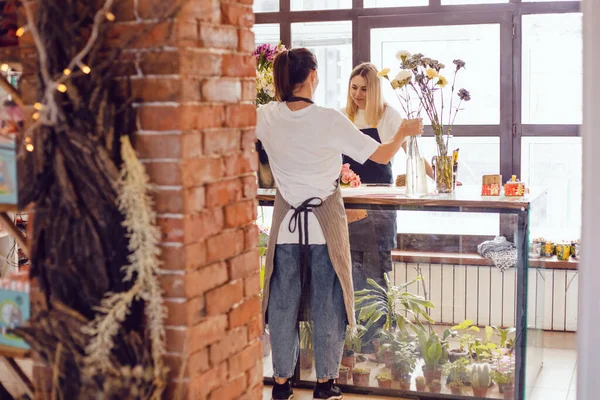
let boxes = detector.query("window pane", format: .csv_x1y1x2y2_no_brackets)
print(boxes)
291,0,351,11
442,0,508,4
253,0,279,13
291,21,352,110
371,24,500,125
521,137,581,242
253,23,280,46
522,14,582,124
364,0,428,7
395,136,500,235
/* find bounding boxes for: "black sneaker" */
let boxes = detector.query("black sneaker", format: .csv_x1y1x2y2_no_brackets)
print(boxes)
272,379,294,400
313,379,343,400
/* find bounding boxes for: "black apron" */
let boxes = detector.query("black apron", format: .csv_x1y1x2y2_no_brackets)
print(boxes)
342,124,397,253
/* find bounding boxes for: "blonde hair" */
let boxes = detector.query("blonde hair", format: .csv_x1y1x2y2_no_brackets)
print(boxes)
345,62,386,127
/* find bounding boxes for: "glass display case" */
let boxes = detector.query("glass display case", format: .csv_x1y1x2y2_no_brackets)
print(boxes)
258,185,548,400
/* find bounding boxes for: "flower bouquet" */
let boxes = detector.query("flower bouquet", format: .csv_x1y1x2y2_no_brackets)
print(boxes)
378,51,471,193
340,163,361,188
254,43,286,106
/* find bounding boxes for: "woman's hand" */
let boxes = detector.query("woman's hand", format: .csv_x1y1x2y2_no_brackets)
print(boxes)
399,118,424,138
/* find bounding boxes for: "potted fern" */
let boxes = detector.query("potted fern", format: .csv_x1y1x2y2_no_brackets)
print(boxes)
471,363,492,397
429,379,442,393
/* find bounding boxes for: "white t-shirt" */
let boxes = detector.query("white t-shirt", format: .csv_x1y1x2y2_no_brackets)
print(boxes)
340,106,405,164
257,101,380,244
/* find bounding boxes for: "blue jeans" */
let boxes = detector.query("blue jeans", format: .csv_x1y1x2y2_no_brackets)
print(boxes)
267,244,347,380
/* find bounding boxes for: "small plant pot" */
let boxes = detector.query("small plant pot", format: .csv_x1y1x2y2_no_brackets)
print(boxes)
472,386,489,397
450,385,463,395
502,385,515,400
352,372,371,387
416,380,427,392
429,384,442,393
377,379,392,389
337,368,351,385
300,348,313,370
341,353,356,369
448,349,469,363
422,366,442,385
398,375,411,391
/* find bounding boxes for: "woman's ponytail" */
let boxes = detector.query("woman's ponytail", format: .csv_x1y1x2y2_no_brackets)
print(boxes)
273,48,317,102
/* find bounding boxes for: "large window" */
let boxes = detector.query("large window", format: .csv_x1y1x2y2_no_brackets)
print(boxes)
254,1,582,239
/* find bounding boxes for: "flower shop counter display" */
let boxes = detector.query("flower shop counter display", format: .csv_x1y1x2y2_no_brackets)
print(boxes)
258,187,547,400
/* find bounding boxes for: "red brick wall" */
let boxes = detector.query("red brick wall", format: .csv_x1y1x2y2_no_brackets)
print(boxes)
23,1,262,399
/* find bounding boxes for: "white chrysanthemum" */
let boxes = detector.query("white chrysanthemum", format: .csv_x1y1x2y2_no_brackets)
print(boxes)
395,70,412,82
396,50,411,60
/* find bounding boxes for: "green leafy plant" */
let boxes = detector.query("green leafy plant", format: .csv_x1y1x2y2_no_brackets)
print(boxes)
415,376,426,386
344,325,366,355
443,357,471,384
451,319,480,352
418,330,444,370
355,275,434,335
493,326,516,349
376,371,392,382
351,367,371,375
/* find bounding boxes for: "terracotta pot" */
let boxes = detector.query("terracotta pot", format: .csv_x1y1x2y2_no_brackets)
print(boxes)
341,354,355,369
352,372,371,387
337,369,351,385
502,385,515,400
300,348,313,370
391,364,404,381
450,385,463,395
399,376,411,391
416,381,427,392
377,379,392,389
429,384,442,393
422,366,442,385
473,386,488,397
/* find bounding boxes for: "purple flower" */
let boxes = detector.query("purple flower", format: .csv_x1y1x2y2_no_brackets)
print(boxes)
453,59,466,70
458,88,471,101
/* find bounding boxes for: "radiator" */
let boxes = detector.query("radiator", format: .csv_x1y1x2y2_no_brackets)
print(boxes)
391,263,579,332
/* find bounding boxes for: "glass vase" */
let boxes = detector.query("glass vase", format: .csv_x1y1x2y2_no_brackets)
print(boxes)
433,155,455,194
405,136,428,197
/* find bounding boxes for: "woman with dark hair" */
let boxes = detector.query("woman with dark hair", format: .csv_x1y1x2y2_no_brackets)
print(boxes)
258,48,423,400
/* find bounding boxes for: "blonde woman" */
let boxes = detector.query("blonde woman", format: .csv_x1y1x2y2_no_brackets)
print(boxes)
341,62,434,351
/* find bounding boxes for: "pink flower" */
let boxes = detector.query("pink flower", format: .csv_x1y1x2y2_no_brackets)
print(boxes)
341,163,351,173
341,171,353,184
350,176,361,188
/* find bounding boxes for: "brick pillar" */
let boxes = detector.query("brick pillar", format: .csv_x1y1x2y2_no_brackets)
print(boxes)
21,1,262,399
127,1,262,399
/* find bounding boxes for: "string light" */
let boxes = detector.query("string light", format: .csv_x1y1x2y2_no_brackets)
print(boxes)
57,84,68,93
63,68,72,76
105,12,116,21
15,27,26,37
26,143,34,152
32,112,40,120
80,64,91,74
25,137,31,144
0,64,8,72
34,102,43,110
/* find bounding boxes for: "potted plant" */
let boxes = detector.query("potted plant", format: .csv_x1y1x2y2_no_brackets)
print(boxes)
493,325,516,353
449,319,479,362
391,343,418,390
471,363,492,397
299,321,313,370
351,367,371,387
342,325,365,369
491,355,515,400
355,275,434,337
418,330,444,384
415,376,426,392
376,371,393,389
337,366,351,385
443,357,470,395
429,379,442,393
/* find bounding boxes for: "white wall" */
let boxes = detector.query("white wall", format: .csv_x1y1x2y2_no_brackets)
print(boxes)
579,0,600,398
